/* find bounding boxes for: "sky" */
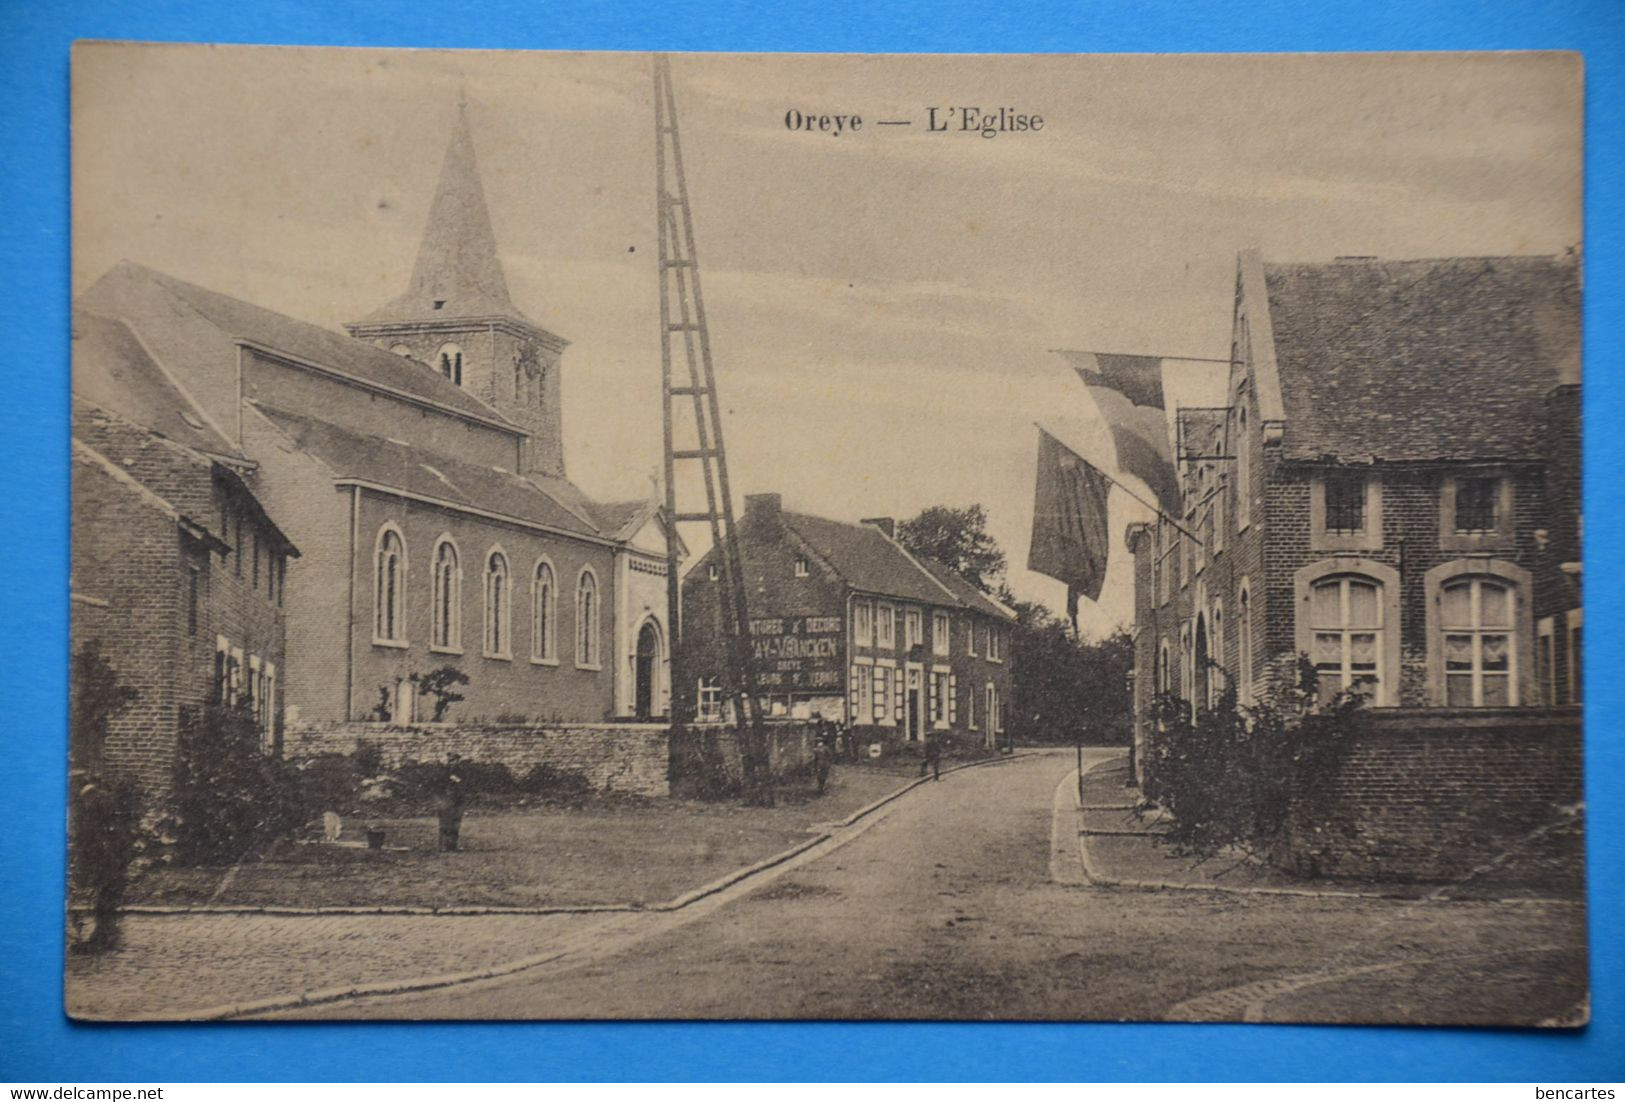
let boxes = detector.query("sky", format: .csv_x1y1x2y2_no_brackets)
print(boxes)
72,45,1581,637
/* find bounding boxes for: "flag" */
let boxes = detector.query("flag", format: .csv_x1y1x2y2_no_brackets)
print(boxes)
1053,350,1179,514
1028,428,1114,624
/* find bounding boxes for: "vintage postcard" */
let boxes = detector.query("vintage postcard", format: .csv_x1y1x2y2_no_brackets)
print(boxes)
67,44,1584,1024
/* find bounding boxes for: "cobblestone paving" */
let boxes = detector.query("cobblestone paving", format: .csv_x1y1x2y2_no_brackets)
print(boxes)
66,908,647,1019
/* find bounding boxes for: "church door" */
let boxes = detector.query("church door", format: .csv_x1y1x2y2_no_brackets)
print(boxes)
635,621,660,719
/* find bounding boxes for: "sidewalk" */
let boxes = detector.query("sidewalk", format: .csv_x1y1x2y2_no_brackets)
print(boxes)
1075,754,1575,902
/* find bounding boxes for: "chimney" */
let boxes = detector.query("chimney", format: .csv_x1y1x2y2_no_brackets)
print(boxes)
744,493,783,534
862,516,896,539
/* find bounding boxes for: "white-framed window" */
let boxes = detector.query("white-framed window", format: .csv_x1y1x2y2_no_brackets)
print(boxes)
932,610,950,656
373,524,407,645
967,619,978,656
876,602,895,648
483,548,511,659
1537,616,1556,706
872,663,890,724
576,567,601,669
697,677,723,722
794,557,810,578
1440,577,1516,707
436,342,464,386
248,655,262,721
1309,574,1384,705
852,657,874,725
531,558,557,663
1237,579,1254,706
1440,473,1516,551
230,645,245,709
930,666,952,728
987,626,1002,663
1311,472,1382,552
967,680,978,730
905,607,922,648
986,681,1003,735
853,600,874,648
431,536,462,652
214,635,232,705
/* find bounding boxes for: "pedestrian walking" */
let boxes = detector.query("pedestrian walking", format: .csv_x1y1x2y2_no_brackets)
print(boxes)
436,754,467,852
812,721,834,794
920,730,943,781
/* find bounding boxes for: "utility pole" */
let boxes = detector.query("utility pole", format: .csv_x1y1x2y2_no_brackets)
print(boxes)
652,53,772,803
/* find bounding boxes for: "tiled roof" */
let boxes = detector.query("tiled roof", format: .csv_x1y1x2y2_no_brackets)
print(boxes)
917,558,1018,621
251,403,607,542
73,310,245,461
591,500,654,541
1263,255,1580,462
782,511,959,607
78,262,519,430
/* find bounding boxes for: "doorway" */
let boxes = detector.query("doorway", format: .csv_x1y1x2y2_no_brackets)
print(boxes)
635,620,661,719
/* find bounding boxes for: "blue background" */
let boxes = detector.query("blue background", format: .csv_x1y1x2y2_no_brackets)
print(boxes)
3,0,1621,1082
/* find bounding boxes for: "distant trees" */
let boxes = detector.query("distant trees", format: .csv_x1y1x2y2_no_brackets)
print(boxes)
896,504,1133,745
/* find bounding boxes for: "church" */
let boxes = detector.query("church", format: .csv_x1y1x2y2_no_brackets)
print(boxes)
74,103,678,738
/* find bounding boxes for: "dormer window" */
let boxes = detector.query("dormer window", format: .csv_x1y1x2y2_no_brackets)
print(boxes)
1311,471,1382,552
1440,472,1514,551
436,342,464,386
794,557,809,578
1456,477,1498,533
1324,475,1366,533
707,563,719,581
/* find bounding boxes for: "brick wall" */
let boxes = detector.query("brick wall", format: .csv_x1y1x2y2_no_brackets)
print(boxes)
286,720,671,797
1283,708,1583,891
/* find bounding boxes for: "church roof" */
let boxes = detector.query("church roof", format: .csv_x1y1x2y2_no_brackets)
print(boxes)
355,101,540,330
251,402,607,542
1260,254,1580,463
79,262,520,432
72,309,245,462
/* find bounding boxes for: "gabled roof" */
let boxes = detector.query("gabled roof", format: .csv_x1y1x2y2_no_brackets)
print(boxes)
916,558,1018,622
78,261,519,431
73,309,244,462
780,510,959,607
592,500,652,541
1259,254,1580,463
250,402,606,543
354,101,542,332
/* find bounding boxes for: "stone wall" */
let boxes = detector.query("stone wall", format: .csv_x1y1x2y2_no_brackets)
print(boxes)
286,720,672,797
1282,707,1583,892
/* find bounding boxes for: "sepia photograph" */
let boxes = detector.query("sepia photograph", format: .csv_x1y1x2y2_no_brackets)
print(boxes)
66,43,1584,1026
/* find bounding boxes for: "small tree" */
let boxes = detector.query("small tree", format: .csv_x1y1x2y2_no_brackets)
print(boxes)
170,703,310,866
413,665,470,722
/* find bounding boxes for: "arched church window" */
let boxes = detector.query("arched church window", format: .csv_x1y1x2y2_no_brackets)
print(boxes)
373,525,406,644
484,549,511,658
437,342,464,387
432,537,462,651
532,558,557,662
576,568,600,669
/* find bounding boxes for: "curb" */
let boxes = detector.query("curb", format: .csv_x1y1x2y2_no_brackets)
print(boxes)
117,751,1030,920
1071,754,1580,907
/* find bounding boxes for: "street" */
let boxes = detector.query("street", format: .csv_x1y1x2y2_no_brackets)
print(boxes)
275,750,1586,1024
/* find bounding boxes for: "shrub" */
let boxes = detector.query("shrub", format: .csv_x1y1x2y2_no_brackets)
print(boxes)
1140,658,1364,861
413,665,469,721
68,643,144,953
519,762,594,799
169,703,311,866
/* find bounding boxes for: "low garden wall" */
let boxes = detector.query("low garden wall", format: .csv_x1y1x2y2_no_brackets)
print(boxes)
285,720,672,798
1282,708,1583,892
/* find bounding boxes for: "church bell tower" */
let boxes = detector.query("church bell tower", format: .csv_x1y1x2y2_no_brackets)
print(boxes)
347,99,569,478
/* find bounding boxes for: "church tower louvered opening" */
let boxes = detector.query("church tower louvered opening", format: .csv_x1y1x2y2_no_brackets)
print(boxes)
347,99,569,478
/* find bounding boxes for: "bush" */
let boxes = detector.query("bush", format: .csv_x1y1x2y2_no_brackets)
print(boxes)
519,762,594,799
1140,659,1364,861
68,643,144,953
169,703,311,866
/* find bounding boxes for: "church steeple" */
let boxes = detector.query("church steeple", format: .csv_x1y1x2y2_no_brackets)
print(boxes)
347,98,571,479
359,99,525,326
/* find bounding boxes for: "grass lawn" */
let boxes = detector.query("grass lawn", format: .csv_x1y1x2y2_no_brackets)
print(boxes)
129,766,910,910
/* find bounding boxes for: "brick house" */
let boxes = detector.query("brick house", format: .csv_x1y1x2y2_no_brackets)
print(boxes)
72,313,297,793
1124,250,1582,882
681,494,1017,749
75,103,679,732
